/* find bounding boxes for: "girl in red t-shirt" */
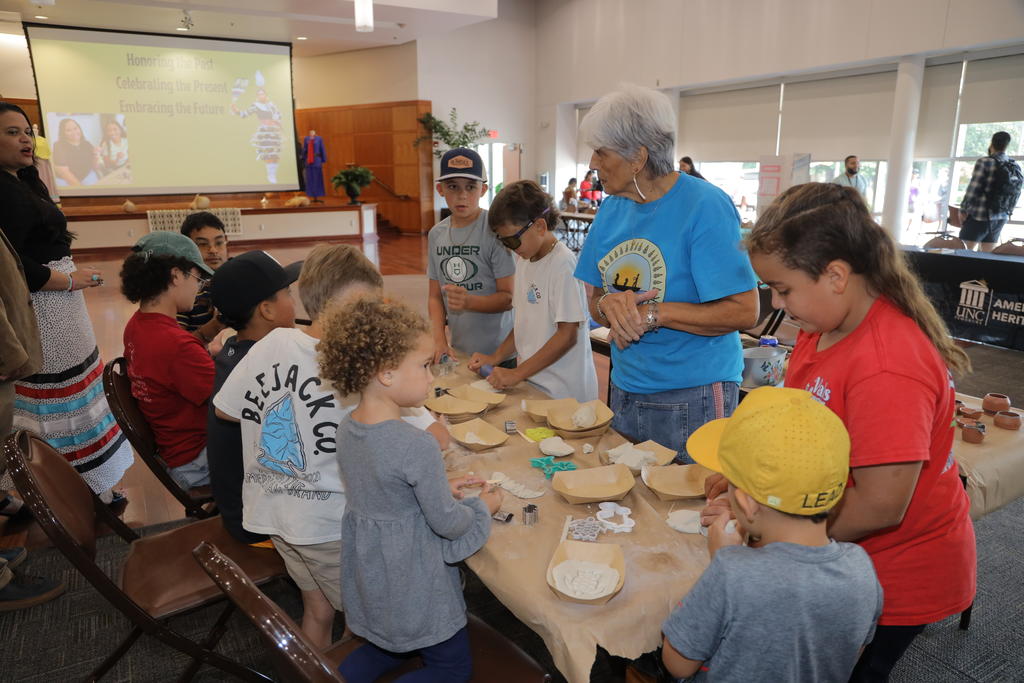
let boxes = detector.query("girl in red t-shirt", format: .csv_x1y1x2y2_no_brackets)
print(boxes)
708,182,976,681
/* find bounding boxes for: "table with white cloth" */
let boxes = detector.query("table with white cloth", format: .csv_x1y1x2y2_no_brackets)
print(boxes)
437,361,710,683
557,212,595,253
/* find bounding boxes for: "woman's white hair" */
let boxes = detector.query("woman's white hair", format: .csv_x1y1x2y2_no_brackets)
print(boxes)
579,83,677,178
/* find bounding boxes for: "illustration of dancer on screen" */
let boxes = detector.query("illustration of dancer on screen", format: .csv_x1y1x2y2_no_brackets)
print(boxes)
230,70,282,183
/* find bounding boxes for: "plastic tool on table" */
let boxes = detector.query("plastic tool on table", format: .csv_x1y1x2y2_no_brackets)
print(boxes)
531,456,578,478
478,364,494,378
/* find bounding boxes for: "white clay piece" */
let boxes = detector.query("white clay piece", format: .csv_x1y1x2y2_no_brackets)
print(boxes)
582,443,595,454
539,436,575,457
666,509,702,534
571,404,598,429
470,379,499,393
462,431,488,445
490,471,545,499
552,559,619,600
606,442,657,469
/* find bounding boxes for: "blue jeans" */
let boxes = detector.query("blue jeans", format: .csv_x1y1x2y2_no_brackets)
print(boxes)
339,626,471,683
169,447,211,490
610,382,739,464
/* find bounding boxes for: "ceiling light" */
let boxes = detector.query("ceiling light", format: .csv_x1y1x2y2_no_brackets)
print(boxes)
177,9,193,32
296,36,307,40
34,15,49,19
355,0,373,32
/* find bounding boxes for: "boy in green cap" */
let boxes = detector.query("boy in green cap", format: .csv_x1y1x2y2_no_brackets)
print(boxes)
119,232,215,489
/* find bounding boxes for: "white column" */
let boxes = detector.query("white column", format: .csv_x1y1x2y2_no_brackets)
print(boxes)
881,55,925,240
662,88,682,162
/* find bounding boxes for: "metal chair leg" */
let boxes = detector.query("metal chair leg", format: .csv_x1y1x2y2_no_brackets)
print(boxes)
87,625,144,681
959,603,973,630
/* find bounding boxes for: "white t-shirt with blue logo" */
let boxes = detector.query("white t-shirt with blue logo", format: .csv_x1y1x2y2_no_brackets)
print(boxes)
574,173,757,394
427,210,515,356
513,241,598,402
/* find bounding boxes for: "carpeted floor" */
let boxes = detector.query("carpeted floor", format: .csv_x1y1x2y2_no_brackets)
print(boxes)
2,495,1022,682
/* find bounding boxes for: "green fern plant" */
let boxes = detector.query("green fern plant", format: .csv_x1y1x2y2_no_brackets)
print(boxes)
414,108,491,158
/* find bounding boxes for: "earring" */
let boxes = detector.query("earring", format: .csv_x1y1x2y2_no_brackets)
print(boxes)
632,173,647,201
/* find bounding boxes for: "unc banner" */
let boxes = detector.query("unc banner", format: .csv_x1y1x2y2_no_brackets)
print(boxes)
903,247,1024,352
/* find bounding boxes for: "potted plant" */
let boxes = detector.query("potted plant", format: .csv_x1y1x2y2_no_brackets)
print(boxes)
414,108,491,158
331,166,374,205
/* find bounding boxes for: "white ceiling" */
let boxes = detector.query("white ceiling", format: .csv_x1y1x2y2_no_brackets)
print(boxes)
0,0,498,56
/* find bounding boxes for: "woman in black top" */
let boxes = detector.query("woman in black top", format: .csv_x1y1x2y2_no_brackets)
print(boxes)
0,102,132,496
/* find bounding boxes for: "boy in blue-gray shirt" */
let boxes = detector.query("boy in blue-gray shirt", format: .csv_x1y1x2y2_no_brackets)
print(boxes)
427,147,515,362
663,387,882,682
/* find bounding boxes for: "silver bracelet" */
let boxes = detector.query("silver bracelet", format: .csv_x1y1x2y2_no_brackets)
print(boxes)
596,293,611,321
66,273,74,292
643,301,660,332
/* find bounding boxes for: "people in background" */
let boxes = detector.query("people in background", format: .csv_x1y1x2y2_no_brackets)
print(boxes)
52,118,100,187
206,251,299,546
560,177,579,211
427,147,514,363
469,180,598,402
318,297,499,682
731,182,976,681
575,84,759,461
579,169,597,206
832,154,869,199
179,211,229,344
0,102,132,501
957,131,1023,251
120,232,215,491
678,156,706,180
663,387,881,681
99,120,128,173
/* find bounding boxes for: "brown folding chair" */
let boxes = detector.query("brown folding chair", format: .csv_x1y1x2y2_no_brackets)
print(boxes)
923,235,967,250
742,285,786,340
992,238,1024,256
193,542,552,683
3,430,286,682
103,356,217,519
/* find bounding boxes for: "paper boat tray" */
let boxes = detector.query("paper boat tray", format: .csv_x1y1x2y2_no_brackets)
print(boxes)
552,464,635,504
600,440,677,474
643,463,713,501
424,394,488,416
447,384,507,407
546,540,625,605
522,398,578,423
448,418,509,451
547,400,614,433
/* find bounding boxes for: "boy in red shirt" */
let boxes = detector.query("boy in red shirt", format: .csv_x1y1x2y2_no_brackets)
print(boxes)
120,232,215,489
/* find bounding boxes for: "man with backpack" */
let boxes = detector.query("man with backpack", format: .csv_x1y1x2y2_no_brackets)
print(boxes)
958,131,1023,251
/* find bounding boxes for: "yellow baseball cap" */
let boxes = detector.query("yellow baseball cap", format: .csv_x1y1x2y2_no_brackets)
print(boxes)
686,386,850,515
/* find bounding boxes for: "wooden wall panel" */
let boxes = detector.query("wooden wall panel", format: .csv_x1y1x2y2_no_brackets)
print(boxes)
297,100,434,233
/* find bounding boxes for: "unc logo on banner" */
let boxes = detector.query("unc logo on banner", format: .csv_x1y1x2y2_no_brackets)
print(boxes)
955,280,991,325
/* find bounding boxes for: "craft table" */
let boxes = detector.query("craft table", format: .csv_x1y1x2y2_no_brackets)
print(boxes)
953,393,1024,520
437,365,710,683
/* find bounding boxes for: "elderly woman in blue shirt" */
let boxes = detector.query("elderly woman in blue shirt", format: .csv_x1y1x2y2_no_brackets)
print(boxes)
574,84,759,462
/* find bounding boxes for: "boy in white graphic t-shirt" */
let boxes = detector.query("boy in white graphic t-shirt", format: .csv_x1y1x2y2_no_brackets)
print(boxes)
468,181,598,402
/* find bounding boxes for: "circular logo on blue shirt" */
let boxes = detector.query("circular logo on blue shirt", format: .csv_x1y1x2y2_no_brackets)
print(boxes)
597,239,666,299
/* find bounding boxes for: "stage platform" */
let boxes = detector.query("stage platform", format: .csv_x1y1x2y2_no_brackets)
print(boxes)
61,195,376,253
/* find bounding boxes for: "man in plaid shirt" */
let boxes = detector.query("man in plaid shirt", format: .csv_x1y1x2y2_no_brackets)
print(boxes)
958,131,1021,251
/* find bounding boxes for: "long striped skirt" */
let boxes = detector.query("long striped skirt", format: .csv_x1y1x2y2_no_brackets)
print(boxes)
13,257,133,494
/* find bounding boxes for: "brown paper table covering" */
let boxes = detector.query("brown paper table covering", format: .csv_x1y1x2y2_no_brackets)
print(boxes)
953,393,1024,520
439,363,710,683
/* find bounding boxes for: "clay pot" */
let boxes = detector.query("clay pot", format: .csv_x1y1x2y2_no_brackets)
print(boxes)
959,407,984,420
955,416,977,429
961,424,985,444
982,393,1011,415
994,411,1021,431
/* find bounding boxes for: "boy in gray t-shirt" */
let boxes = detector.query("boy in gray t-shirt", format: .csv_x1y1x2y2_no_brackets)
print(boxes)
427,148,515,361
663,387,882,682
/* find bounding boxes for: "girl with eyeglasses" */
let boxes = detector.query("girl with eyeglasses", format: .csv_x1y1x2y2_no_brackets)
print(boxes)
119,231,216,490
467,180,598,402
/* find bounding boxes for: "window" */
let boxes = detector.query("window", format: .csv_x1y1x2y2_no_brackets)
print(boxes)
808,160,886,215
949,120,1024,242
696,162,760,222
